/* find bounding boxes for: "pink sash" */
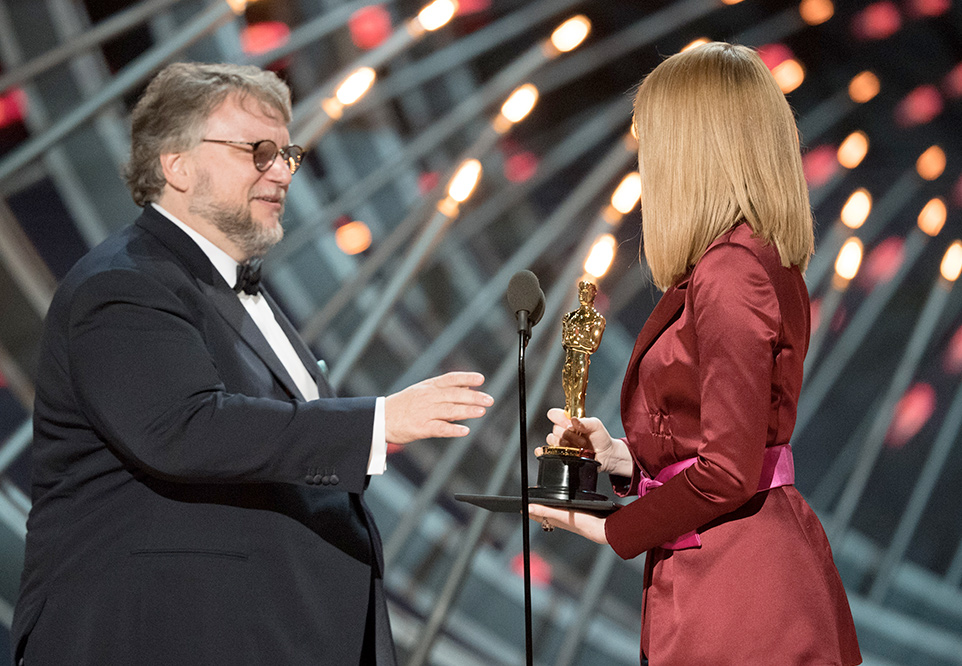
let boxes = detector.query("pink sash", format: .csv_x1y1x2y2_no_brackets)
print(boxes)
638,444,795,550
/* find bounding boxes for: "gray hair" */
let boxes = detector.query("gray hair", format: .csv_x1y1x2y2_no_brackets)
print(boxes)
124,62,293,206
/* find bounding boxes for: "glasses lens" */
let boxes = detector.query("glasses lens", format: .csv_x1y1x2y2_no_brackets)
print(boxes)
282,145,304,175
252,140,279,172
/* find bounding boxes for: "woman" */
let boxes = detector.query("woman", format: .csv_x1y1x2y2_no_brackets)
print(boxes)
529,43,862,665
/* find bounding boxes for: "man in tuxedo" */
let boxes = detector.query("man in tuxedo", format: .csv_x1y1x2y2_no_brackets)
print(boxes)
12,62,492,665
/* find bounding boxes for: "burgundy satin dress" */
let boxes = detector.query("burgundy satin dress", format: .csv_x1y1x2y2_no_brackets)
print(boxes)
604,224,861,665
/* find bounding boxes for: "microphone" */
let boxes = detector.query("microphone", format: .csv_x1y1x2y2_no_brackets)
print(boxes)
507,270,546,340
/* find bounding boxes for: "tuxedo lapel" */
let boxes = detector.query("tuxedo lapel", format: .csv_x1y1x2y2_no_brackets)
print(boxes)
136,207,306,401
621,280,688,413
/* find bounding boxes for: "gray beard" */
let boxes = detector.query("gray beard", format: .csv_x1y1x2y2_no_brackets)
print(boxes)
189,175,284,258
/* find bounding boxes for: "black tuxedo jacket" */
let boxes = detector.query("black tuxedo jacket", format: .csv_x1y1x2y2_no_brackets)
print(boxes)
13,206,393,665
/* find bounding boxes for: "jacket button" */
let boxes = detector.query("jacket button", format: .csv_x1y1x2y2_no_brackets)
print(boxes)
305,474,315,485
320,475,330,485
313,474,323,484
329,474,339,485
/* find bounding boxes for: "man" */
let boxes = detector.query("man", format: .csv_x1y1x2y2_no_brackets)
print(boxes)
12,62,492,665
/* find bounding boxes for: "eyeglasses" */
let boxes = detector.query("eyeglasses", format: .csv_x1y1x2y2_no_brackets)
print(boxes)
201,139,305,175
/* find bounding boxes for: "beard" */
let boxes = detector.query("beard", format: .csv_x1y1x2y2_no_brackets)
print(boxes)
189,171,285,258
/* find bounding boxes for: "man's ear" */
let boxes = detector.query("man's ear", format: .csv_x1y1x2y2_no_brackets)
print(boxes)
160,151,191,193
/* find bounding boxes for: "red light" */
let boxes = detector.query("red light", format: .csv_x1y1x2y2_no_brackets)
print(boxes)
943,62,962,99
852,2,902,40
757,43,794,71
0,88,27,129
802,145,840,188
349,5,392,50
418,171,440,194
906,0,950,17
504,151,539,183
895,85,943,127
886,382,936,448
458,0,491,13
858,236,904,289
510,551,552,587
943,325,962,374
240,21,291,55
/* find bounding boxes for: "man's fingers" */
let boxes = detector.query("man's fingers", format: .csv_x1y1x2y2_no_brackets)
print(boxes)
432,371,485,388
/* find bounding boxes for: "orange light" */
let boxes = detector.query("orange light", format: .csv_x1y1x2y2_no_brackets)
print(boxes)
721,0,745,4
916,145,946,181
682,38,711,52
225,0,248,14
611,173,642,214
918,198,947,237
840,188,872,229
834,238,863,281
335,221,373,255
500,83,539,124
800,0,834,25
550,15,591,53
584,234,617,278
447,159,482,203
772,59,804,93
941,241,962,282
848,71,880,103
417,0,457,31
335,67,376,105
837,130,869,169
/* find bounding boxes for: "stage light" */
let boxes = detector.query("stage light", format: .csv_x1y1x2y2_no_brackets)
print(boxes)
773,59,804,93
682,38,711,52
941,240,962,282
886,382,935,449
349,6,392,50
944,62,962,99
917,198,946,237
837,130,869,169
834,238,863,282
896,85,943,127
802,145,840,187
500,83,539,124
841,188,872,229
860,236,904,288
800,0,834,26
335,220,373,255
758,43,793,71
943,325,962,374
848,71,880,103
916,145,946,181
335,67,376,105
852,2,901,40
611,172,642,214
225,0,250,15
0,89,26,129
241,21,290,55
504,151,538,183
417,0,457,32
585,234,617,279
550,15,591,53
721,0,745,4
447,158,482,203
907,0,950,18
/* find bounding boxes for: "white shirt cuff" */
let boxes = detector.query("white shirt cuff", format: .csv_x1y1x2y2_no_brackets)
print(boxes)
367,396,388,475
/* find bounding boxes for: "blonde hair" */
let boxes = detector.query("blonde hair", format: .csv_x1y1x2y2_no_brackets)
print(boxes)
125,62,292,206
632,42,814,290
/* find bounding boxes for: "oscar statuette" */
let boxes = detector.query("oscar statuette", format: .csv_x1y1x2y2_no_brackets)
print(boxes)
529,280,609,503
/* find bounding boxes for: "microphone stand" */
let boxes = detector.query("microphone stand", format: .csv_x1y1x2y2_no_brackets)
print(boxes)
517,315,534,666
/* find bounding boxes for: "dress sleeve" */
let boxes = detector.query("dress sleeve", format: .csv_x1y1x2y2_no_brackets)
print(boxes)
605,242,780,559
67,269,375,492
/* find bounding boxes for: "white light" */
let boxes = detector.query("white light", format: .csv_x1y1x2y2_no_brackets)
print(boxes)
584,234,616,278
335,67,376,106
500,84,539,124
941,241,962,282
417,0,457,31
447,159,482,203
550,15,591,53
834,238,863,281
611,173,641,214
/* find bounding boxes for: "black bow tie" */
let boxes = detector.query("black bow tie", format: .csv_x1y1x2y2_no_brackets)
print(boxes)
234,258,264,296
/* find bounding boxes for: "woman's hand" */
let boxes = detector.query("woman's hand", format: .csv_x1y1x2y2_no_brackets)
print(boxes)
528,504,609,545
536,408,633,477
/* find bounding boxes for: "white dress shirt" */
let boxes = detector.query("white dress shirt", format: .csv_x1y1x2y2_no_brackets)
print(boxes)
152,203,387,474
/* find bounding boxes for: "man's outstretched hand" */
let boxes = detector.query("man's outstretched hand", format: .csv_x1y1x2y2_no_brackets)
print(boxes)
385,372,492,444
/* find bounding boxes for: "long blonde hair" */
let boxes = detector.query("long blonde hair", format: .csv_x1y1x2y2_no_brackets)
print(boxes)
633,42,814,290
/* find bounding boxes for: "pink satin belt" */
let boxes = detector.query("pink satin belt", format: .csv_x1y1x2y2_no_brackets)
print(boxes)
638,443,795,550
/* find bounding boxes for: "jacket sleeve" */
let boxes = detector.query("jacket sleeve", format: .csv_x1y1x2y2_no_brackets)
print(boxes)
67,268,374,493
605,242,780,559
